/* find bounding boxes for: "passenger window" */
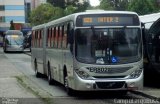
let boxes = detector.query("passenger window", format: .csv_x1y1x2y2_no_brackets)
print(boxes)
63,25,67,48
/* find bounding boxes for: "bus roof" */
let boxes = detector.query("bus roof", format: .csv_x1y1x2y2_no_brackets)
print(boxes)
45,10,138,27
32,23,46,30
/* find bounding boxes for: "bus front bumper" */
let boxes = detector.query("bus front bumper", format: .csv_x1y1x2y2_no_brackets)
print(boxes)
71,71,143,91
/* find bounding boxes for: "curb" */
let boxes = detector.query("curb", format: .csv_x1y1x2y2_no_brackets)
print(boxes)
130,90,160,101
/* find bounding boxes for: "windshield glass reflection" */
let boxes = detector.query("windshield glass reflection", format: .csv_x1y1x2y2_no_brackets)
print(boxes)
75,28,142,64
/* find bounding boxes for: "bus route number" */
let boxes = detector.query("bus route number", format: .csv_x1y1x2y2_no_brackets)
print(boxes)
98,17,119,23
83,18,92,23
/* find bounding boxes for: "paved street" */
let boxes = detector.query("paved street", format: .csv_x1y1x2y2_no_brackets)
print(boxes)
0,47,160,104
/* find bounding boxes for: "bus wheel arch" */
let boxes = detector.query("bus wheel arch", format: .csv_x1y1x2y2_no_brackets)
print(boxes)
63,65,74,96
34,59,41,78
47,61,54,85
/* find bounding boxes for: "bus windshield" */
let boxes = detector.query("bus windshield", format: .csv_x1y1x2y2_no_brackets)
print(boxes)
75,28,142,64
6,35,24,45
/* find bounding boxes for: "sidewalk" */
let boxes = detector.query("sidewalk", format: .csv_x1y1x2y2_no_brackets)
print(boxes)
0,52,35,98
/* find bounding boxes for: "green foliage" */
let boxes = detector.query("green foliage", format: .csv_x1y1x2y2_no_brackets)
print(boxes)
99,0,113,10
64,5,77,16
65,0,79,7
52,7,64,20
47,0,89,13
76,1,90,12
99,0,129,10
128,0,155,15
9,20,15,30
47,0,65,9
29,3,64,26
29,0,160,26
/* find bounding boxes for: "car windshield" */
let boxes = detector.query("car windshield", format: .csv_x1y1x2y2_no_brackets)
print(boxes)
6,35,24,45
75,28,142,64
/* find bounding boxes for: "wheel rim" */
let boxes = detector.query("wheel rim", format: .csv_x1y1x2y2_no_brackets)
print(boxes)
48,70,51,82
64,76,68,88
48,64,52,84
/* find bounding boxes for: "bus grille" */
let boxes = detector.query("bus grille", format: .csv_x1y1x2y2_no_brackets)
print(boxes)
96,81,125,89
93,76,126,79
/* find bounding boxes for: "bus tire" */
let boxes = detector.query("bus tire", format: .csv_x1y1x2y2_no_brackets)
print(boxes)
48,62,54,85
64,74,74,96
34,60,41,78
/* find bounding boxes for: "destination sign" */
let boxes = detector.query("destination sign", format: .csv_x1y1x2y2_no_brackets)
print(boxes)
76,14,140,26
83,17,119,23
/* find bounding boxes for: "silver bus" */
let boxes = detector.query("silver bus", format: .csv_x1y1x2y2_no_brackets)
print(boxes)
31,10,143,95
3,30,24,52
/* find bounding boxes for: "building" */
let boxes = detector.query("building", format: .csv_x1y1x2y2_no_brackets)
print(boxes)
0,0,25,32
25,0,31,22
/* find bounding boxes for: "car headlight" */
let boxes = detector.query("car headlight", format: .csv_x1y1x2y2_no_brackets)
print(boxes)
128,70,143,79
75,69,91,79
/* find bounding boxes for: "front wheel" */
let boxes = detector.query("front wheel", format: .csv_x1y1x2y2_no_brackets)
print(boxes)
35,60,41,78
48,63,54,85
64,75,75,96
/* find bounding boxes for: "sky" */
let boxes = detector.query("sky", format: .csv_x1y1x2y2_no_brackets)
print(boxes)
89,0,100,6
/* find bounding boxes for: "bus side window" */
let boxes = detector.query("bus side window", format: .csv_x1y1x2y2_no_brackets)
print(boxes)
39,30,41,48
57,26,60,48
35,31,38,48
47,28,49,47
52,28,54,47
31,31,34,47
53,27,56,48
54,26,58,48
67,22,74,45
40,30,42,48
61,25,64,48
58,26,62,48
49,28,51,48
50,28,52,47
62,25,67,48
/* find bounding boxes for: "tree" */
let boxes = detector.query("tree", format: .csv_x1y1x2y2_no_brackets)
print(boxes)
99,0,113,10
47,0,65,9
99,0,129,10
47,0,89,13
64,5,77,16
29,3,64,26
76,1,90,12
117,0,129,11
9,20,15,30
128,0,155,15
51,7,64,20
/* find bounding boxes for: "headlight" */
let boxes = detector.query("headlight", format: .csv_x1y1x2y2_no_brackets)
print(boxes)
128,70,143,79
75,69,91,79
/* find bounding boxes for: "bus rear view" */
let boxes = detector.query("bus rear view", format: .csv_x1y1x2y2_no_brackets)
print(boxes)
3,30,24,52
